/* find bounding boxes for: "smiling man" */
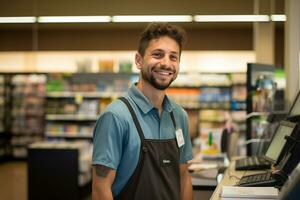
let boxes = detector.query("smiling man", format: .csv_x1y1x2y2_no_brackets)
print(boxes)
92,23,193,200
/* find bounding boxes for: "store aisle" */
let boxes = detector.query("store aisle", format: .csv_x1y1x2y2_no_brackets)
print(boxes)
0,162,27,200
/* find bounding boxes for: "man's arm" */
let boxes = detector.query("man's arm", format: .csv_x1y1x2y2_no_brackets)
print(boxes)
92,165,116,200
180,163,193,200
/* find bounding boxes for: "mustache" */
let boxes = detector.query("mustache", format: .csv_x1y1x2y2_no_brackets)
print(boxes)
153,64,176,73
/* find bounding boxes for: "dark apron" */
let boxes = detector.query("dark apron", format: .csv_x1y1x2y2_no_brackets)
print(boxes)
115,97,180,200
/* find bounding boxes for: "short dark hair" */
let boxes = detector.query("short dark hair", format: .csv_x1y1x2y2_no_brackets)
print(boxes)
138,22,187,57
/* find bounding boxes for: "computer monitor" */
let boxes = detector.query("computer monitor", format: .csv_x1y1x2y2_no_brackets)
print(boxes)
264,121,296,163
288,90,300,117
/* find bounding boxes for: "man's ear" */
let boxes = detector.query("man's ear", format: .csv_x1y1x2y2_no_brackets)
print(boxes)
135,53,143,70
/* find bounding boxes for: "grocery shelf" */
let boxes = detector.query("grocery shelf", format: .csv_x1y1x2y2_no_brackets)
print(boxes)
46,114,98,121
46,133,92,139
47,91,124,98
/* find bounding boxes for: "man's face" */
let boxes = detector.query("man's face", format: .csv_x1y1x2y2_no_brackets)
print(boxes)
136,36,180,90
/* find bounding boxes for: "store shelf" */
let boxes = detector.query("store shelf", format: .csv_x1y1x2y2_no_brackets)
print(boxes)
199,85,231,88
46,114,98,121
3,73,47,159
46,133,92,139
44,73,134,140
47,91,124,98
182,105,201,110
168,72,247,152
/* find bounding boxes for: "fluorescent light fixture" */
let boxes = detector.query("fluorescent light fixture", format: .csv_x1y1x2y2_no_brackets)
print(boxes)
38,16,111,23
271,15,286,22
112,15,193,22
0,17,36,23
194,15,270,22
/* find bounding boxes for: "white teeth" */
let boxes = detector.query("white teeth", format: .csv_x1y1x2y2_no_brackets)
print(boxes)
156,71,172,75
159,72,169,75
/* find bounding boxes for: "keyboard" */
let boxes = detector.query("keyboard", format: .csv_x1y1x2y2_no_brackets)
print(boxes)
237,171,277,186
235,156,272,170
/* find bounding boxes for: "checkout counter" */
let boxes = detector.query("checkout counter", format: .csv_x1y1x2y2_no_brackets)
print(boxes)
209,158,273,200
190,154,228,200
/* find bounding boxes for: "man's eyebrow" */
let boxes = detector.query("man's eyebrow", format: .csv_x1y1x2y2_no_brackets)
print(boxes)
151,49,164,52
170,51,179,55
151,49,179,55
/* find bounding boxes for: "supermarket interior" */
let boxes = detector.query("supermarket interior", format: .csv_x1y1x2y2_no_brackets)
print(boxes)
1,0,300,200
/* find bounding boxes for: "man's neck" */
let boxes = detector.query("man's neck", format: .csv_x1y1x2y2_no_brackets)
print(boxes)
136,80,165,114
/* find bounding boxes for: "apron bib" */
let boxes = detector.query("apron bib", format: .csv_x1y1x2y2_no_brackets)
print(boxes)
115,97,180,200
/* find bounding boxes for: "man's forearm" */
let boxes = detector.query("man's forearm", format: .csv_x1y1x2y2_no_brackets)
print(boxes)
92,186,113,200
92,165,115,200
180,172,193,200
180,164,193,200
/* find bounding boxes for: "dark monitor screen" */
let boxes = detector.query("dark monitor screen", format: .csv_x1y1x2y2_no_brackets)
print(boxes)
289,91,300,117
265,121,295,162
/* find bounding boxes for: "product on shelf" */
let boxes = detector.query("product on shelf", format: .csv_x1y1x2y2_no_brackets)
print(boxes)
199,125,223,156
118,60,132,73
9,74,46,158
231,73,246,85
199,110,230,123
98,59,114,72
166,88,200,109
199,87,231,109
171,73,202,87
167,72,247,152
0,75,5,133
46,124,94,138
76,59,92,73
45,73,135,140
11,74,46,135
199,73,231,86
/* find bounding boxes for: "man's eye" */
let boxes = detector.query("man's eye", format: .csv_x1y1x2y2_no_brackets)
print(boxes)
170,55,178,61
152,52,163,58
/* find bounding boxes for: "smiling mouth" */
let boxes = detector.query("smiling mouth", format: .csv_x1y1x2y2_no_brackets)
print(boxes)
153,69,175,76
156,71,173,76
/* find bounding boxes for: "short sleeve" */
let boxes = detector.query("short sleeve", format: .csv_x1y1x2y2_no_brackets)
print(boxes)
92,111,127,169
179,109,193,163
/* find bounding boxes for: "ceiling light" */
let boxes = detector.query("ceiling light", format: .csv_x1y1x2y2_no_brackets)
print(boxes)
271,15,286,22
0,17,36,23
112,15,193,22
194,15,270,22
38,16,111,23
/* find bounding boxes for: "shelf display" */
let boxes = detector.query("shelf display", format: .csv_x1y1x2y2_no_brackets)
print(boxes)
199,87,231,110
166,88,200,109
0,75,4,133
0,74,9,162
169,72,247,155
45,73,137,139
1,71,248,160
10,74,46,158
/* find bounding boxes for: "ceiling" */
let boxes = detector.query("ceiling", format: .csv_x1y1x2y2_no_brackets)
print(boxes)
0,0,284,16
0,0,285,29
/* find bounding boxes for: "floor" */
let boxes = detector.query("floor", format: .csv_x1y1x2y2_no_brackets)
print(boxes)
0,162,27,200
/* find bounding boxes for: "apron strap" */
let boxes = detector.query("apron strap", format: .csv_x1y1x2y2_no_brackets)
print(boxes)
118,97,146,143
119,97,178,141
170,111,177,129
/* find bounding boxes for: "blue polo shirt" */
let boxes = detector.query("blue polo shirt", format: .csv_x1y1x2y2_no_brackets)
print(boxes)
92,84,193,196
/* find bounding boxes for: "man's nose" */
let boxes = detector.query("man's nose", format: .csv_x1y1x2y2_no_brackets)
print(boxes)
160,56,171,66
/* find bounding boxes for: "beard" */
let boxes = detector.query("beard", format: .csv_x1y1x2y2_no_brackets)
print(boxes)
141,65,177,90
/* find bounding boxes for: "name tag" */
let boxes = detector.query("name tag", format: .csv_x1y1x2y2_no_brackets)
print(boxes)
175,129,185,148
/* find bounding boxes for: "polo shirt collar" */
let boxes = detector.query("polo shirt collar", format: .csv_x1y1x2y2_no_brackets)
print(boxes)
128,84,174,114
